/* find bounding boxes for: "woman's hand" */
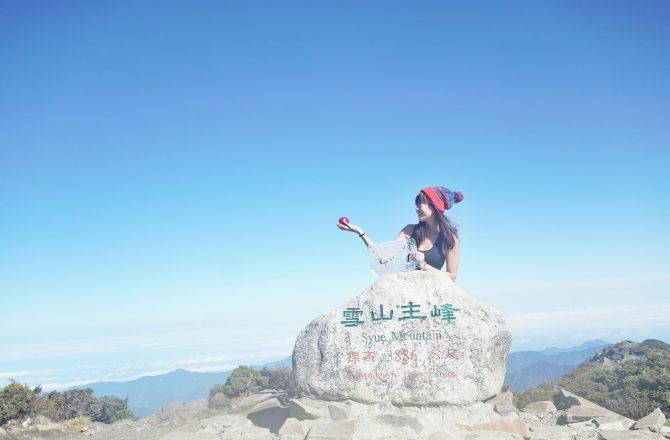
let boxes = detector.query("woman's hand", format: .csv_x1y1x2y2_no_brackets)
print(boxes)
336,221,363,235
410,251,427,270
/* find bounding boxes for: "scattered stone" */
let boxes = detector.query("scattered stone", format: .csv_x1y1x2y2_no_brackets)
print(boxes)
566,419,596,429
485,391,514,406
522,401,557,415
159,432,221,440
306,420,356,440
151,399,211,426
277,417,313,439
557,404,610,424
328,404,349,421
465,432,523,440
633,408,667,433
593,416,633,430
293,271,512,405
290,397,329,420
220,424,275,440
554,389,626,421
34,422,62,432
228,392,275,412
460,418,530,439
553,389,625,425
494,404,519,417
374,414,423,433
197,413,239,434
554,388,582,409
427,432,464,440
354,419,418,439
522,424,586,439
246,397,290,433
598,430,661,439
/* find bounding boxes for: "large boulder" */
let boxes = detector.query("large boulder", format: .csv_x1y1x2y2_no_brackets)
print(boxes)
633,408,667,433
293,271,512,405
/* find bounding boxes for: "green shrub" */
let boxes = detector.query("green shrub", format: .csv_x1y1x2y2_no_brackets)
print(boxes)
36,390,66,421
210,366,269,398
61,416,93,433
513,382,556,409
0,381,135,426
260,366,297,397
0,380,40,425
88,396,136,423
61,388,98,420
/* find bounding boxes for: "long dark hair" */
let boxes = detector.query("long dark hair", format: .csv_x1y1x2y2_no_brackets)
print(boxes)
411,191,459,252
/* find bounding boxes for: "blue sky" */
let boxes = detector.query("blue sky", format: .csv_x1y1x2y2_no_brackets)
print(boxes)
1,1,669,390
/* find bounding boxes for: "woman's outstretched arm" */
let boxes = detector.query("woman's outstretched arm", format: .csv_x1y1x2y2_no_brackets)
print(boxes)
336,221,373,247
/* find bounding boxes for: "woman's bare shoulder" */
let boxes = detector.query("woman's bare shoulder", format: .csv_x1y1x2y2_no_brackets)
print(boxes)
396,224,417,240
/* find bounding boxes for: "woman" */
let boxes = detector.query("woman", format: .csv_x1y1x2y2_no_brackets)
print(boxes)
336,186,463,281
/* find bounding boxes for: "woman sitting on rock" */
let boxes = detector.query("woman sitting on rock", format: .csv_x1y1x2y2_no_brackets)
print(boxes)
336,186,463,281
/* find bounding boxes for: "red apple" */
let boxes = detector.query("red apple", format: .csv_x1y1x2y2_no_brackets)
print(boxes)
338,216,349,225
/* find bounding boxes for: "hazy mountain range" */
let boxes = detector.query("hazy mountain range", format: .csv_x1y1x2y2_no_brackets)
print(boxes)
504,339,612,391
74,356,292,417
75,341,609,417
513,339,670,420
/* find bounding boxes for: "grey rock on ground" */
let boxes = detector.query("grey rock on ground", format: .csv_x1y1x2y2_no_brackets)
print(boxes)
522,401,557,416
633,408,667,433
160,433,220,440
593,416,634,430
494,404,519,417
599,430,662,439
485,391,514,406
3,389,670,440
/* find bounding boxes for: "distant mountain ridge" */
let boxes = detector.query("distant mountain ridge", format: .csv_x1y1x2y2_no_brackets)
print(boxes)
504,340,611,391
74,356,292,417
536,339,610,356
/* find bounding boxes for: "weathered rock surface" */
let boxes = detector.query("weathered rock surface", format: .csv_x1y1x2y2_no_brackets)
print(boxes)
522,401,557,416
160,433,220,440
495,404,519,417
293,271,512,405
306,420,356,439
4,389,669,440
459,418,530,439
599,430,661,439
633,408,667,433
485,391,514,406
593,416,634,430
553,388,632,426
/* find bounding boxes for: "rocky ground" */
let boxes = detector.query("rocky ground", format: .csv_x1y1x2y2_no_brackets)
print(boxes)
1,389,669,440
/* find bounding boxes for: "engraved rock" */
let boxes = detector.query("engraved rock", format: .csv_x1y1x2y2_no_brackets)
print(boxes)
292,271,512,405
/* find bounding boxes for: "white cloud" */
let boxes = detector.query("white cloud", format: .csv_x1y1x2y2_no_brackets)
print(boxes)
1,329,296,362
507,302,670,350
475,274,670,295
507,302,670,331
3,346,293,392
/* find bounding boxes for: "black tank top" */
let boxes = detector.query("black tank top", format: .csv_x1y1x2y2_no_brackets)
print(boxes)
412,231,446,270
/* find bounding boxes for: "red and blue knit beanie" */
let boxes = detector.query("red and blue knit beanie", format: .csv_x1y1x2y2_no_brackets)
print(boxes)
420,186,464,213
